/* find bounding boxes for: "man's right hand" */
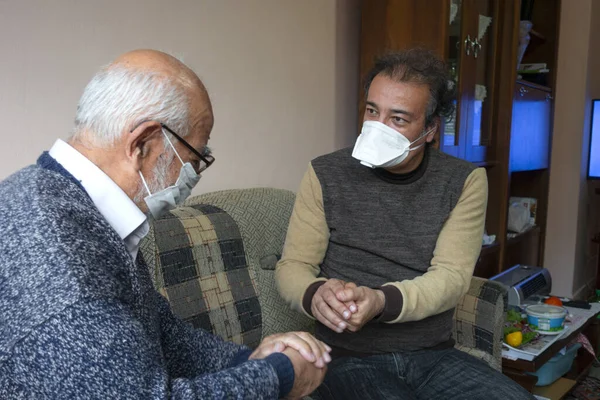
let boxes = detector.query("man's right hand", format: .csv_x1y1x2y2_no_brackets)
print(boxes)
311,279,357,333
283,347,327,399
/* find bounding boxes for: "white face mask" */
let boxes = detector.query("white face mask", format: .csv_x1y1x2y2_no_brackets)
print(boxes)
139,129,202,219
352,121,435,169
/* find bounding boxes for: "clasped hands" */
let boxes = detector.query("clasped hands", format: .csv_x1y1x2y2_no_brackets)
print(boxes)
248,331,330,399
243,279,384,398
310,279,385,333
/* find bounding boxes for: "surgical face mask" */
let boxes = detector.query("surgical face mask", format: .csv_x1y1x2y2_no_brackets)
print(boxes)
352,121,435,169
139,129,201,219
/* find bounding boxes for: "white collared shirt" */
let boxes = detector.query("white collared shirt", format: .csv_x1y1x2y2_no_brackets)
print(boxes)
49,139,149,262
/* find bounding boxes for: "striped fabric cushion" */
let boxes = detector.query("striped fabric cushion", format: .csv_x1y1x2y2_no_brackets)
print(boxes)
148,204,262,349
453,277,506,371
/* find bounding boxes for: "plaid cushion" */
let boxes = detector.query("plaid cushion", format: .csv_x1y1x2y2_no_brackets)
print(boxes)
146,204,262,349
184,188,314,337
453,277,507,371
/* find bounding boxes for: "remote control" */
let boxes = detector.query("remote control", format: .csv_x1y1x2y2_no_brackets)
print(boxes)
563,300,592,309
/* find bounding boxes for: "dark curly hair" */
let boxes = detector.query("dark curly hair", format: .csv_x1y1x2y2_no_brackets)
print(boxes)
364,48,455,128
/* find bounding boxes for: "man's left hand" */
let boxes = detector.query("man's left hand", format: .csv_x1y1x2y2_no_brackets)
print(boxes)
249,331,332,368
335,283,385,332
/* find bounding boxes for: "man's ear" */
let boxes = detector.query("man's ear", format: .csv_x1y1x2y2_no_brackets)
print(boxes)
425,117,440,143
126,121,163,170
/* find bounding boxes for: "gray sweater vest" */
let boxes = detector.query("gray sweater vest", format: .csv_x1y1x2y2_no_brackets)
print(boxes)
311,146,476,353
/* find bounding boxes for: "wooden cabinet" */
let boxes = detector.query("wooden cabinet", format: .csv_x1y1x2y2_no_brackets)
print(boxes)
443,0,466,158
444,0,499,163
510,81,552,172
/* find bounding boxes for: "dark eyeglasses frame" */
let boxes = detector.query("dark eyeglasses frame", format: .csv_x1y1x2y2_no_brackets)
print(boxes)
130,121,215,173
159,124,215,173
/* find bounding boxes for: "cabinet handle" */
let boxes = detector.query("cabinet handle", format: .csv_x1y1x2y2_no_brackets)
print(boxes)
464,35,473,56
546,94,554,101
519,86,529,96
473,38,482,58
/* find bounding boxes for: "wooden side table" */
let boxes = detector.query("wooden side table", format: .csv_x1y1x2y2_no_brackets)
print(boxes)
503,310,599,399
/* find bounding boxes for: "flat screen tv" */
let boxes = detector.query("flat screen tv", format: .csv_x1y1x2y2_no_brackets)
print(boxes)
589,99,600,179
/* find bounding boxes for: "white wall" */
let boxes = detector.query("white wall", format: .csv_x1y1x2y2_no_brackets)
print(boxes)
580,0,600,297
0,0,360,194
544,0,599,297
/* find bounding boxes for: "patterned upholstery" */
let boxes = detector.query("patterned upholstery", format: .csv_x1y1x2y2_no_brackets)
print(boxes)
453,277,507,371
140,187,504,370
183,189,314,338
142,204,262,348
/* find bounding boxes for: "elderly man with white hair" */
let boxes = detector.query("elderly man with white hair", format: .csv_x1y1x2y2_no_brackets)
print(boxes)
0,50,329,399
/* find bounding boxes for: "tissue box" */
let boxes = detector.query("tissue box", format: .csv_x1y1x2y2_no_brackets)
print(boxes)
509,197,537,226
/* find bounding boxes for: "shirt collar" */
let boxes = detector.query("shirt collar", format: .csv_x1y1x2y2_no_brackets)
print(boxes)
48,139,148,242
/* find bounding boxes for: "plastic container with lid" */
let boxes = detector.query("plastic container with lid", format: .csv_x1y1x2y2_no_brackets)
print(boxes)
525,304,567,332
527,343,582,386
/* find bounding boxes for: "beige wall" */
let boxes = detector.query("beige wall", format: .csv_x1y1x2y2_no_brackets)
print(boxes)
0,0,360,194
585,0,600,297
544,0,600,297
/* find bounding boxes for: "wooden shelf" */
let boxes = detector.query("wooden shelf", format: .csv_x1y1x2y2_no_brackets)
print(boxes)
507,226,541,247
516,79,552,93
475,243,501,278
481,242,500,256
565,347,596,381
532,378,577,400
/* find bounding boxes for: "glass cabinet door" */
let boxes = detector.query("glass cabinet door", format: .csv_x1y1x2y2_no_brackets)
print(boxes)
442,0,466,158
465,0,499,162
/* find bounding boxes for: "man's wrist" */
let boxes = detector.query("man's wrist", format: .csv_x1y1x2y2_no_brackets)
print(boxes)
265,353,295,398
375,289,386,316
302,280,327,317
376,285,404,322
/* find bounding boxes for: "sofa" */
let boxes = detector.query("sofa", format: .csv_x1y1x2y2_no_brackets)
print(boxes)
140,187,507,374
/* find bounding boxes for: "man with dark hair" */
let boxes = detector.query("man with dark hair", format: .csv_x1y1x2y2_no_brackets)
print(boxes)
276,48,533,399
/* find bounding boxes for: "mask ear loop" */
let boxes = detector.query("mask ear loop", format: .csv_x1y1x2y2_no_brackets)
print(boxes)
162,128,185,166
139,171,152,196
409,126,437,149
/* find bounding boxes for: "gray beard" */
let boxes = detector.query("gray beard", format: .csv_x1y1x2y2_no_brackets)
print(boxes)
133,151,175,206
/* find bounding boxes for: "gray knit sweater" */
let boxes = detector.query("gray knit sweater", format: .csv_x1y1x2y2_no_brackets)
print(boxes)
0,153,293,399
311,146,476,353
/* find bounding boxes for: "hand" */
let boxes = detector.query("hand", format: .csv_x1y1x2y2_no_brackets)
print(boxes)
283,347,327,399
249,332,332,368
311,279,358,333
335,283,385,332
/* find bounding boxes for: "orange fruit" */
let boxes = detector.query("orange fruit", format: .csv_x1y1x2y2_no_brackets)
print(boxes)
545,296,563,306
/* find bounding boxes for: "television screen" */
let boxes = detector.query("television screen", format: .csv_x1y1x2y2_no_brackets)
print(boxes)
589,99,600,179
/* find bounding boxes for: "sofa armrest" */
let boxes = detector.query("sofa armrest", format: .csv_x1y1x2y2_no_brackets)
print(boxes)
453,277,507,371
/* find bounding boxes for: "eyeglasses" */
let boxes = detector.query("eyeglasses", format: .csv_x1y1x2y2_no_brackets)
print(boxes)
130,121,215,174
160,124,215,174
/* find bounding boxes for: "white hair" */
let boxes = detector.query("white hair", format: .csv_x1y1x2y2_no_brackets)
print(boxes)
72,65,191,147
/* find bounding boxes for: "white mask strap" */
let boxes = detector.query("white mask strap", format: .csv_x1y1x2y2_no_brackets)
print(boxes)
409,127,436,149
139,171,152,196
162,128,185,165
